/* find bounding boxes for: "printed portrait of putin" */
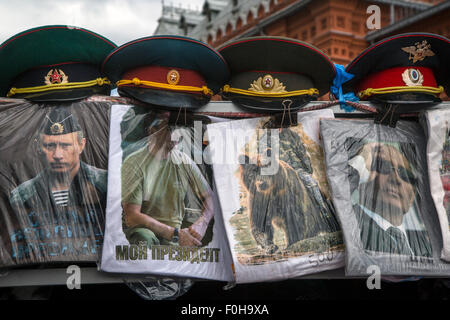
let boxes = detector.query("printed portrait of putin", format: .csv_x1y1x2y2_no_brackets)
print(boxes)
347,140,433,257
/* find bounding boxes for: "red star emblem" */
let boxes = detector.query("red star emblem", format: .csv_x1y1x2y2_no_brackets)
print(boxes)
49,69,62,84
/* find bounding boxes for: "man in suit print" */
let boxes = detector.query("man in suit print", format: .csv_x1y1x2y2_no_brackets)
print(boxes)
348,142,433,257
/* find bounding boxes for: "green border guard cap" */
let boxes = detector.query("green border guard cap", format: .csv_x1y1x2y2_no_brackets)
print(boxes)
0,25,117,101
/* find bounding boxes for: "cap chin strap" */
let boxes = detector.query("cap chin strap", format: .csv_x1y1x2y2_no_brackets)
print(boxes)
117,78,213,96
358,85,444,98
7,78,110,97
222,84,318,98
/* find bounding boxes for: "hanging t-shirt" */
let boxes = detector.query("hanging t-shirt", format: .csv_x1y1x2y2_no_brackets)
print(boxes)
207,109,344,283
422,108,450,262
320,118,450,276
0,100,110,268
100,104,234,282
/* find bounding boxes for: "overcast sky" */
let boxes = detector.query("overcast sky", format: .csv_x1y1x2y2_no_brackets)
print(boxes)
0,0,205,46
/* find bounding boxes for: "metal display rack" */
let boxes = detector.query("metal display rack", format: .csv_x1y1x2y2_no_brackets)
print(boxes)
0,266,352,288
0,100,449,288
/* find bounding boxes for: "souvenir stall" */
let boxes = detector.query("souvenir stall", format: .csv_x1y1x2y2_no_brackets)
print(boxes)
0,27,448,299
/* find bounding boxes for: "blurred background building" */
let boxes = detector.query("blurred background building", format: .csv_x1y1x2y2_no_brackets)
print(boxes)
155,0,449,66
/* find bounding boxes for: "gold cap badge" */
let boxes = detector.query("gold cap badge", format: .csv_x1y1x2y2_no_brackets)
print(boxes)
249,75,286,93
167,70,180,85
45,114,73,135
401,40,435,63
262,75,274,90
44,69,69,85
50,123,64,134
402,68,424,87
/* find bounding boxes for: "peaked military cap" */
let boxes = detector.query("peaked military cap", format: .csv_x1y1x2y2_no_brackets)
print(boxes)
218,36,336,112
344,33,450,110
101,35,229,109
0,25,116,102
41,107,82,135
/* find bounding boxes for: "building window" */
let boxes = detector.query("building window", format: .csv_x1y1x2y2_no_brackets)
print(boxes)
226,23,233,35
349,51,354,58
310,26,316,37
236,17,243,29
269,0,275,10
321,18,327,30
302,30,307,40
341,49,346,56
247,11,254,24
257,4,265,17
334,48,338,54
337,16,345,28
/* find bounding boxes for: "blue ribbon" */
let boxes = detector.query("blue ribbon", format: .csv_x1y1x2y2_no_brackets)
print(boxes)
330,64,359,112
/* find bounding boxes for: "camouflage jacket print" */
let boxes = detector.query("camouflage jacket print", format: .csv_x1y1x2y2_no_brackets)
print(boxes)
6,162,107,263
9,161,107,218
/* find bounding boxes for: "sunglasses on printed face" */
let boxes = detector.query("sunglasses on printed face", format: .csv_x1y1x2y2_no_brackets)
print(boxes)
370,158,418,185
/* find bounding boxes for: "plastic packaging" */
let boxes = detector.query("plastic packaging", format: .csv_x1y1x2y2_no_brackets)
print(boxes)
320,118,450,276
0,100,110,267
101,104,234,281
124,278,194,300
207,109,345,283
422,108,450,262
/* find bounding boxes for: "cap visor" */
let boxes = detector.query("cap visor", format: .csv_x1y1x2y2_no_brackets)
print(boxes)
119,87,210,109
14,85,111,102
222,93,315,112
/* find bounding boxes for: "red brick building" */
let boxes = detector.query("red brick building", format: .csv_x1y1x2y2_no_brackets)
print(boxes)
156,0,448,66
155,0,449,100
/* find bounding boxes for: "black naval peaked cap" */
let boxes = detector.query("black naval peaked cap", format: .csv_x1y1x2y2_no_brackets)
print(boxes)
218,36,336,112
343,32,450,108
0,25,117,102
41,108,82,136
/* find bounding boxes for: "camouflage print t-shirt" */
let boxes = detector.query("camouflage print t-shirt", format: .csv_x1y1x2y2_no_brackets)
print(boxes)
121,147,211,229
